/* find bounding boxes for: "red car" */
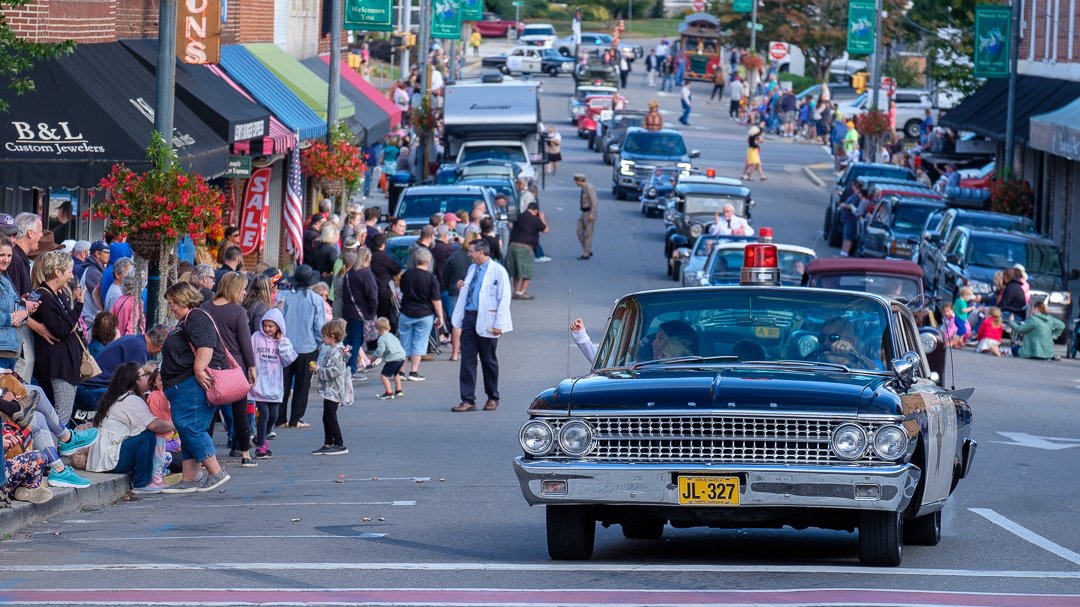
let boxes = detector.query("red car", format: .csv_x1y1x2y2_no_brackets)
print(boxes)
575,94,626,138
472,12,522,37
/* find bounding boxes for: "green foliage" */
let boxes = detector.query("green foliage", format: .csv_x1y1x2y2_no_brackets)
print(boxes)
883,56,923,88
897,0,981,94
651,0,666,19
0,0,76,112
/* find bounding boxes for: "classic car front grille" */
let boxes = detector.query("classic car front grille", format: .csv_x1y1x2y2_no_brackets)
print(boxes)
551,416,888,464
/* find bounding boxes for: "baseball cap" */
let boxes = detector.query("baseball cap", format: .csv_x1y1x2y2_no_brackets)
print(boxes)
0,214,16,237
90,240,109,253
442,212,459,224
527,201,540,210
61,239,76,253
73,240,91,253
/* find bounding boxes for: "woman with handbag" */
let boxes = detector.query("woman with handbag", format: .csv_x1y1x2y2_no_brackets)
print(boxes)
200,273,257,467
341,248,378,375
29,250,84,426
158,282,231,494
0,241,35,370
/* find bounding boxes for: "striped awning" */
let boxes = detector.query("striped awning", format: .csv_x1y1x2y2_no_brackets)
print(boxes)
206,64,296,155
219,45,326,141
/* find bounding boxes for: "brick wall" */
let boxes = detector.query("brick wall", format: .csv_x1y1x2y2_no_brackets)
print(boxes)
1018,0,1080,64
4,0,117,43
116,0,156,38
236,0,274,43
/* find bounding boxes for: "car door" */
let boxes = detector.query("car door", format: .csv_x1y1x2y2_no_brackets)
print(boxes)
506,48,524,72
522,48,542,72
940,230,968,296
921,211,952,286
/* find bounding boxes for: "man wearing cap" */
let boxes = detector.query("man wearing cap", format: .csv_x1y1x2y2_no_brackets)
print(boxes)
442,212,462,238
407,225,435,269
302,214,326,263
507,202,548,300
78,241,111,326
574,174,597,260
0,214,17,245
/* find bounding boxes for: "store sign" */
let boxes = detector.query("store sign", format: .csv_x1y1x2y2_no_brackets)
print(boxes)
177,0,222,64
225,155,252,178
846,0,875,55
238,166,272,255
344,0,393,31
461,0,482,21
733,0,752,13
4,121,105,155
431,0,462,40
974,5,1010,78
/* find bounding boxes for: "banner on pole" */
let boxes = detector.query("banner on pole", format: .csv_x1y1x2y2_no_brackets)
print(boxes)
974,5,1010,78
432,0,462,39
344,0,393,31
846,0,875,56
461,0,482,22
177,0,222,64
733,0,752,13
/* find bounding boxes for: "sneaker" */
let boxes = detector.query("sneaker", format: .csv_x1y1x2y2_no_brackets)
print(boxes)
352,374,369,382
407,372,426,381
162,472,206,494
311,445,334,455
131,483,165,494
323,445,349,456
267,431,277,440
256,447,273,459
377,392,395,400
535,256,552,263
240,458,258,468
47,466,91,489
58,427,99,456
394,390,405,399
13,486,53,504
229,449,241,458
196,470,230,492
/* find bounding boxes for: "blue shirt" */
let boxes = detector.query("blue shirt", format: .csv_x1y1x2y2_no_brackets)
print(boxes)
464,261,489,311
83,334,148,389
100,241,135,295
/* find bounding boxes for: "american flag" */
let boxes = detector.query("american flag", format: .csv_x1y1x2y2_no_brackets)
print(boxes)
285,145,304,263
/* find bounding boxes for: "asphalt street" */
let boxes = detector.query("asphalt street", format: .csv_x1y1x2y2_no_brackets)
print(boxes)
2,51,1080,607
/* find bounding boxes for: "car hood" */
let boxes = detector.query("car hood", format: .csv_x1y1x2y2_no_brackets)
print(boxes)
565,368,900,416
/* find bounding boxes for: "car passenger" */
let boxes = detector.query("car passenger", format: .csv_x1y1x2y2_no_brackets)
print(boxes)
650,320,698,359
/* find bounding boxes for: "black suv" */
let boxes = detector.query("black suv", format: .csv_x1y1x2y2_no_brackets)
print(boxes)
611,127,699,200
824,163,913,246
857,197,947,260
919,209,1037,292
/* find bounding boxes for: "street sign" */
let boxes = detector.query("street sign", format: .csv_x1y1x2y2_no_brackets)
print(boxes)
432,0,463,39
733,0,752,13
974,4,1011,78
744,22,763,31
769,41,788,61
344,0,393,31
846,0,875,55
692,0,704,11
511,1,523,5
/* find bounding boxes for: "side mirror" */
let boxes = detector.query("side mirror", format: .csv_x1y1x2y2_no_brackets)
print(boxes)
749,199,757,207
891,351,920,387
946,253,960,265
674,247,692,260
689,150,701,159
608,144,620,153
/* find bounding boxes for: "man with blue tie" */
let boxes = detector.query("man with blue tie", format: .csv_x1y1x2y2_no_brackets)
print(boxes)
451,239,513,412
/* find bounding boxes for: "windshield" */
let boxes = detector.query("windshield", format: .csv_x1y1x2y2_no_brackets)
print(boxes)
812,273,921,301
968,237,1063,275
623,132,687,156
707,249,813,283
614,115,645,128
892,205,937,232
685,195,744,216
594,290,891,371
397,194,483,219
460,146,526,164
958,215,1036,233
524,26,555,36
691,235,719,258
848,166,911,184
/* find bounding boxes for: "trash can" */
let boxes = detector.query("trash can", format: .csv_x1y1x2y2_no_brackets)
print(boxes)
387,171,412,217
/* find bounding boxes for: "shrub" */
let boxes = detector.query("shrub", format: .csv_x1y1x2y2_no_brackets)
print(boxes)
778,73,815,93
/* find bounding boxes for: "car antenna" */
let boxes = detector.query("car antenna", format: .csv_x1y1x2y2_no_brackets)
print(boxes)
567,281,573,379
947,332,956,391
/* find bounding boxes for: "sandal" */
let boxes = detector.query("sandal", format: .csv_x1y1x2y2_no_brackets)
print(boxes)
449,354,460,361
291,421,312,429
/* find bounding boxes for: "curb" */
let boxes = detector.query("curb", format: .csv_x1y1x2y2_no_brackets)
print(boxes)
802,165,826,188
0,472,128,537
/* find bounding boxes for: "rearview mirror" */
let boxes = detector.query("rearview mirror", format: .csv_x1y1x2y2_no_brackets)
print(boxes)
891,352,920,386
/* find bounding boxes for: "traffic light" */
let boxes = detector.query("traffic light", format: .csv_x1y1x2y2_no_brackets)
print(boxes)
391,32,406,47
406,33,417,47
852,71,868,94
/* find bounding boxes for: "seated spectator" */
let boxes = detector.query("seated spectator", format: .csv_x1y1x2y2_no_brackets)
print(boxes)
86,363,174,494
74,325,169,417
88,312,120,357
1009,301,1065,360
10,380,96,489
1,436,51,505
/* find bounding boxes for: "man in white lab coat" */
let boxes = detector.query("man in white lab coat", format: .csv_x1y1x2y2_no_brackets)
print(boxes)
451,239,513,412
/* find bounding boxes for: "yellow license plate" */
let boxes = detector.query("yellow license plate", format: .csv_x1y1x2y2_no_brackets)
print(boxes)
754,326,780,339
677,476,740,506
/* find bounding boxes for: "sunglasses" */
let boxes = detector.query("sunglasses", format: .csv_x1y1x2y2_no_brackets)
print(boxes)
822,333,844,343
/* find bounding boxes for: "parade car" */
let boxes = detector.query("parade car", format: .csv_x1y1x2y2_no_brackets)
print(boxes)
639,167,680,218
574,47,620,90
513,244,976,566
555,32,643,61
699,240,815,286
394,184,497,233
856,197,947,260
920,208,1037,291
568,85,618,123
576,94,624,139
595,110,647,161
612,128,699,200
825,163,914,247
481,46,575,76
662,172,750,257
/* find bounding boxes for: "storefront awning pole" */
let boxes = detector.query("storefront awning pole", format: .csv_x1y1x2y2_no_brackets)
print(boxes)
1004,0,1021,174
156,0,178,148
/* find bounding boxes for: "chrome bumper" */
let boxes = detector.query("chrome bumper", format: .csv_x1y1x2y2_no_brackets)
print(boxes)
513,458,921,512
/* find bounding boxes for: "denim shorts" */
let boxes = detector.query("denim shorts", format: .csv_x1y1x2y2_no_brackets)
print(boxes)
398,313,434,357
165,376,216,462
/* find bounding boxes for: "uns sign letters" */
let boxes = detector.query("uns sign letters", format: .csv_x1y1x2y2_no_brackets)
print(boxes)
238,166,272,256
177,0,221,64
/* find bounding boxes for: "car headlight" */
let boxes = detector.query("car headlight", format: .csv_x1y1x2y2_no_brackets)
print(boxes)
919,331,938,354
889,240,914,256
689,223,703,238
557,420,593,456
685,270,703,283
620,160,635,176
831,423,868,460
872,425,908,461
676,162,692,175
647,187,657,198
1049,291,1072,305
968,280,993,295
519,420,555,456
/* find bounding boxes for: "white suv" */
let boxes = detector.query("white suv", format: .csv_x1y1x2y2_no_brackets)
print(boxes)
836,88,958,139
519,23,557,48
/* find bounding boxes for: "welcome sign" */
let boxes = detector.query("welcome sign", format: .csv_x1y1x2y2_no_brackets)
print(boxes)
345,0,393,31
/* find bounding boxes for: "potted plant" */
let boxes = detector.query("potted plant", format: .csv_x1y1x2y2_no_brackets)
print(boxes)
990,175,1034,217
301,122,367,200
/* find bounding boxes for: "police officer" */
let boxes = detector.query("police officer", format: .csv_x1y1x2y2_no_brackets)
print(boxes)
574,173,597,260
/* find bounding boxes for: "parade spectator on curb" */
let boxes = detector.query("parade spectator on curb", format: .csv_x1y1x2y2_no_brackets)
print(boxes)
249,308,296,460
76,326,167,417
340,203,364,248
86,363,174,494
1009,301,1065,360
214,246,244,289
0,241,32,370
201,272,257,466
398,248,444,382
243,275,275,335
19,380,97,489
645,49,659,86
88,312,119,356
311,319,352,456
341,248,378,374
78,240,110,327
363,207,381,248
1,441,51,505
709,67,725,102
159,282,230,494
373,317,406,400
104,257,134,314
975,307,1005,357
216,227,242,266
277,265,325,429
112,272,145,337
10,213,46,379
451,239,512,412
30,250,83,425
544,125,562,175
441,232,478,362
310,223,340,284
302,214,326,263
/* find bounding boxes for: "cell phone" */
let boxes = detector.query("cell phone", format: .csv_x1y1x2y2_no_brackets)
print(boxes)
25,292,41,303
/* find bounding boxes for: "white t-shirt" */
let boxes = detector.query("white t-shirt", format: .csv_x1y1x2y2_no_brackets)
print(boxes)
86,393,157,473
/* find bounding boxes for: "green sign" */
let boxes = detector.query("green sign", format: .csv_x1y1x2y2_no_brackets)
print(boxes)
733,0,752,13
744,22,763,31
461,0,482,21
974,5,1011,78
225,155,251,179
344,0,393,31
846,0,875,55
431,0,462,39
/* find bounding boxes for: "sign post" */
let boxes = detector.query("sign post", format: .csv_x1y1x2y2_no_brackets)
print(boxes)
176,0,222,63
846,0,875,56
461,0,481,22
768,41,788,62
344,0,394,31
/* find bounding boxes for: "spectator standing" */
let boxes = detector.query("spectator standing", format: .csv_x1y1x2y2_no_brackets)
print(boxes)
780,87,797,137
679,81,693,125
277,265,325,428
397,249,444,382
311,319,352,456
242,274,275,335
727,76,743,120
104,257,135,314
310,223,340,284
645,49,659,86
9,213,45,379
544,125,562,175
248,308,296,459
740,127,766,181
216,227,242,266
0,241,32,370
469,29,482,57
340,248,378,374
214,246,244,289
659,55,674,92
507,202,548,300
451,239,512,412
111,272,145,337
372,317,406,399
30,250,83,425
709,67,725,102
575,173,598,260
618,53,631,88
302,214,326,264
78,241,110,327
368,234,403,332
441,233,478,362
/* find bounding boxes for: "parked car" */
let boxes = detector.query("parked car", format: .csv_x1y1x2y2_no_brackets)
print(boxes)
595,110,646,159
670,233,725,284
837,89,957,139
639,167,681,218
612,127,699,200
568,84,618,123
435,158,521,185
473,12,522,37
795,83,859,103
662,173,751,259
857,198,947,260
824,163,913,247
554,32,643,61
519,23,557,48
700,241,815,286
481,46,575,76
395,184,497,233
576,94,623,139
919,208,1037,292
454,176,520,221
514,256,975,566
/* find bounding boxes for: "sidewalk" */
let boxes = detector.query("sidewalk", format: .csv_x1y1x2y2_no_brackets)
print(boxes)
0,471,129,538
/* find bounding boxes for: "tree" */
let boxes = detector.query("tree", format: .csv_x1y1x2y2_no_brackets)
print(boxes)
897,0,982,95
0,0,75,112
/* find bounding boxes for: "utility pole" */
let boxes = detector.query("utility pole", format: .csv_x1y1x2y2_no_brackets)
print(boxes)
749,0,757,52
400,0,412,79
327,0,341,145
154,0,177,148
1003,0,1021,175
870,0,883,111
416,0,431,178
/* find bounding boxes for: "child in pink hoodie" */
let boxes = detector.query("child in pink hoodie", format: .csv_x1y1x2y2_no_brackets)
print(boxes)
248,308,297,459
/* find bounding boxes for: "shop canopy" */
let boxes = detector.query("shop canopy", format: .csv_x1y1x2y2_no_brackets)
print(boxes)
245,43,354,123
206,65,297,156
219,45,327,141
121,38,271,145
941,75,1080,146
1029,97,1080,161
0,42,228,188
301,56,400,142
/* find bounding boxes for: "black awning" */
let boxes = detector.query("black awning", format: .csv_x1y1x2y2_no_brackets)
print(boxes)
121,39,271,144
301,56,392,142
940,75,1080,145
0,42,228,188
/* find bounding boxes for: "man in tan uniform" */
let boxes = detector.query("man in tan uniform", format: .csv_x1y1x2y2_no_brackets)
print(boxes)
574,173,597,260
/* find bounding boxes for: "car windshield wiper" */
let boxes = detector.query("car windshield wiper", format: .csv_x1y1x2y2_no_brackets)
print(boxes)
632,356,738,369
742,360,894,377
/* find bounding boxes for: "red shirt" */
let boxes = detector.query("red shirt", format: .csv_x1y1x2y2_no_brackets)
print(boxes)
976,321,1003,342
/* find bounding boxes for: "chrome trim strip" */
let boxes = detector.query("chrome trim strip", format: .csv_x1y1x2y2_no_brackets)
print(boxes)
530,409,904,423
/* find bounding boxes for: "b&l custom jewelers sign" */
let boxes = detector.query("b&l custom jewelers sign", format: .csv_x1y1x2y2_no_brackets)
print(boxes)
4,121,105,155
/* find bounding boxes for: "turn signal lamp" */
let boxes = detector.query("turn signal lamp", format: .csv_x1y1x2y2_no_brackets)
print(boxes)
705,168,716,178
741,244,781,286
758,226,773,243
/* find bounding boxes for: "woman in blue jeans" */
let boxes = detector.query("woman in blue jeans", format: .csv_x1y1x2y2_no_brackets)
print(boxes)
158,282,231,494
85,363,174,493
0,241,34,369
396,249,444,382
340,248,378,373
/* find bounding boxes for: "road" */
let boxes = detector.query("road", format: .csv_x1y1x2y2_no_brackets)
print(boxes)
2,54,1080,607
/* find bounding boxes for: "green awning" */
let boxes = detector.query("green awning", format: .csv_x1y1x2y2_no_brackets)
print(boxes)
1030,97,1080,161
244,43,354,122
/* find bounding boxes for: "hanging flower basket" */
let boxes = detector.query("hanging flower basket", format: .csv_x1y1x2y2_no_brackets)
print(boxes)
853,110,892,137
990,176,1034,217
301,122,366,198
741,53,765,73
